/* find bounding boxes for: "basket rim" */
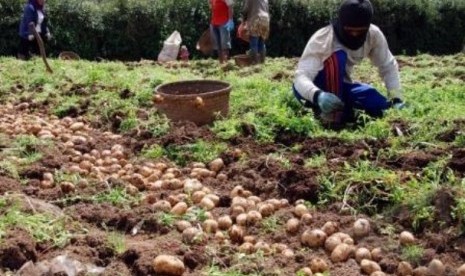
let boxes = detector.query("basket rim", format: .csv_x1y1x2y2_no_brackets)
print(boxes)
154,80,232,100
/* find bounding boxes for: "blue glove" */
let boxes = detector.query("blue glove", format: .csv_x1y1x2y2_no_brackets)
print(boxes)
225,19,235,32
316,91,344,113
391,98,405,110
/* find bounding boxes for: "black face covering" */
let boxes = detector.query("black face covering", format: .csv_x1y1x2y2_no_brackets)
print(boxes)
332,0,373,50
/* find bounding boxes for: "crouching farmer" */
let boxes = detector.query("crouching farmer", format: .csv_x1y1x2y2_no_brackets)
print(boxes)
293,0,405,128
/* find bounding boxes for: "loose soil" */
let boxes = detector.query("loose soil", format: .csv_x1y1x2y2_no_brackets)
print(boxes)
0,97,464,275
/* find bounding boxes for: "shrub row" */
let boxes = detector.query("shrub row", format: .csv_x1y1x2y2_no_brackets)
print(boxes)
0,0,463,60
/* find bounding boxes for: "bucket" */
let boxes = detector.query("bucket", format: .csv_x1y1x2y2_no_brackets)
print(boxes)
234,54,253,67
153,80,232,125
58,51,80,60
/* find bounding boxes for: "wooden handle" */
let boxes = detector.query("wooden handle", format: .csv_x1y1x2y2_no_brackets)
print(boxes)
28,22,53,74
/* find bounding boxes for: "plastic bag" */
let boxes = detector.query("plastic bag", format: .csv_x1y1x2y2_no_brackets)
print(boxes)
157,31,182,62
196,28,213,55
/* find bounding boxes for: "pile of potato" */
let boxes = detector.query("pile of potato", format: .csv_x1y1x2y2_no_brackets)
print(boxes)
2,104,465,275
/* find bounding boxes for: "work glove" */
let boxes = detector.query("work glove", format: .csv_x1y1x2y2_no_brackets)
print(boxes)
28,34,34,41
225,19,235,32
45,32,52,41
391,98,405,110
316,91,345,113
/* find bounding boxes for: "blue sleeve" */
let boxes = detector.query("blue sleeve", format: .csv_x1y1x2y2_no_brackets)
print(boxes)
19,5,36,38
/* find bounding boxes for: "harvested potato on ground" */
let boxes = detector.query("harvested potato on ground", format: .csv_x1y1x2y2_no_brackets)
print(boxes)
355,247,372,263
361,259,381,275
310,258,329,273
428,259,445,276
302,229,327,248
353,218,371,238
153,255,185,276
331,243,354,263
399,231,415,245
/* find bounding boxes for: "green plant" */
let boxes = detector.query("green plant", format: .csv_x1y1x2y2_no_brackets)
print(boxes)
183,207,208,223
107,231,126,254
94,187,138,208
401,244,425,265
0,200,77,247
141,144,164,159
304,154,327,168
158,212,177,227
261,216,281,234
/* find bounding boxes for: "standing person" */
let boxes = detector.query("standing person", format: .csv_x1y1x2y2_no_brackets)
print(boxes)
18,0,51,60
241,0,269,64
209,0,234,63
293,0,405,129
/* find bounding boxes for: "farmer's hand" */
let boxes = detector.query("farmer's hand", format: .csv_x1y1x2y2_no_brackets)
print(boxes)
225,19,234,32
45,32,52,41
28,34,34,41
317,91,344,113
391,98,405,110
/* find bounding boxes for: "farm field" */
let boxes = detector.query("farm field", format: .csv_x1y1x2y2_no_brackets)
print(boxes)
0,54,465,275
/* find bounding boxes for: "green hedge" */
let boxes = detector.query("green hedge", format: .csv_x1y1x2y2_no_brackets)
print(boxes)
0,0,464,59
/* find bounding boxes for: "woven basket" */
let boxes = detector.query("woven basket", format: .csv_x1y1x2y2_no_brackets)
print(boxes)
58,51,80,60
153,80,232,125
234,54,253,67
196,29,213,55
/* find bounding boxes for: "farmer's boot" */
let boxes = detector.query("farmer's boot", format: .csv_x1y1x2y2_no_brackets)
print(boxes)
248,50,259,65
219,50,229,64
259,49,266,64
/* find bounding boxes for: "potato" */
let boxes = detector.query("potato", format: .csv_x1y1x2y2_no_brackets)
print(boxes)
286,218,300,234
360,259,381,275
202,219,219,233
399,231,415,245
370,272,386,276
258,203,274,217
301,229,327,248
428,259,445,276
199,197,215,210
171,202,188,216
310,258,328,273
191,191,206,204
183,178,203,193
272,243,287,253
330,243,353,263
355,247,372,263
254,241,271,255
458,264,465,276
298,267,313,276
153,255,185,276
282,249,295,258
236,213,247,226
175,220,192,232
218,215,233,230
230,205,245,219
397,261,413,276
60,181,75,194
231,185,245,197
371,248,383,262
301,213,313,225
232,196,248,209
243,235,256,244
325,235,342,252
153,200,172,212
322,221,338,236
209,158,224,172
182,227,204,244
412,266,428,276
239,242,255,254
229,225,245,243
294,204,309,218
246,211,262,225
353,218,371,238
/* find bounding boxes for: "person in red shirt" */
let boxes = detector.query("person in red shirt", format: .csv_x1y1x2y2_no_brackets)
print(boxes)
209,0,234,63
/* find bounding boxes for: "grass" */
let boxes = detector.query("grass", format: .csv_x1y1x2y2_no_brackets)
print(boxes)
0,199,77,247
1,53,465,234
401,244,425,266
107,231,126,254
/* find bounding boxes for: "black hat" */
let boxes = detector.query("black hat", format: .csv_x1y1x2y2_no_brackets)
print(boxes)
338,0,373,27
332,0,374,50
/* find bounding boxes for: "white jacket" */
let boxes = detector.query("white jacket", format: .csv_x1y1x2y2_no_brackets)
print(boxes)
294,24,402,103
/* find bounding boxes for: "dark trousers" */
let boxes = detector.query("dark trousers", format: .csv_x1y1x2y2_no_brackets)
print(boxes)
293,50,390,124
17,33,47,60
